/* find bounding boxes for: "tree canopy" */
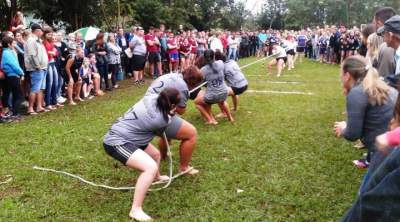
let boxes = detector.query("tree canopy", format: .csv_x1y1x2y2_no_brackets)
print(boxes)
0,0,399,32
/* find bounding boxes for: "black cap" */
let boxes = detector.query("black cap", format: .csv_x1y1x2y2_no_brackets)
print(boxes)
377,15,400,36
31,23,42,32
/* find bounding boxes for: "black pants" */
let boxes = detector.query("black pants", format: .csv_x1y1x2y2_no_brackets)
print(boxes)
97,63,110,90
3,76,23,114
0,79,7,109
109,64,119,87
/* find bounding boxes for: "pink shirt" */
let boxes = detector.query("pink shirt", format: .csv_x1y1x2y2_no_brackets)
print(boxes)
386,127,400,146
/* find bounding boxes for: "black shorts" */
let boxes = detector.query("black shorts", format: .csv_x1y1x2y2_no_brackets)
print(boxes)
189,88,201,100
67,71,79,84
296,47,305,53
131,54,146,71
82,77,90,85
276,57,287,63
148,52,161,64
286,49,296,56
103,142,148,165
231,85,248,95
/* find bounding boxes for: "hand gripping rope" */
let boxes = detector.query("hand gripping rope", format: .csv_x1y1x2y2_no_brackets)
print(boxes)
33,55,278,191
33,133,192,191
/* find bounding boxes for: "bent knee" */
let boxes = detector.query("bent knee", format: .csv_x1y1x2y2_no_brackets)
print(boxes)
145,162,158,176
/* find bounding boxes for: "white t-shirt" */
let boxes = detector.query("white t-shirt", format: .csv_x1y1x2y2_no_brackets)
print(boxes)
210,37,223,52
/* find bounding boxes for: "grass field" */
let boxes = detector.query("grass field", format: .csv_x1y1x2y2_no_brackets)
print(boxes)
0,58,365,221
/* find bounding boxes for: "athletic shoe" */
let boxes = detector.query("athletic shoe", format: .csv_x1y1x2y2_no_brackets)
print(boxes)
0,117,13,123
57,96,67,104
3,111,13,118
354,140,365,149
352,159,369,169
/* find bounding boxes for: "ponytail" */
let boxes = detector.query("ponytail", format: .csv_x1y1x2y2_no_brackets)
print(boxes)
203,49,217,73
183,65,204,89
362,66,390,106
343,55,390,106
156,88,181,122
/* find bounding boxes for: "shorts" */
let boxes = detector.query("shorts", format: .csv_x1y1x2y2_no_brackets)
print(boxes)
296,47,305,53
276,57,287,63
164,115,184,138
180,53,189,59
231,85,248,95
169,52,179,62
148,52,161,64
82,77,90,85
66,71,79,84
204,91,228,104
103,142,148,165
189,87,201,100
319,48,326,55
286,49,296,56
132,54,146,71
30,70,45,93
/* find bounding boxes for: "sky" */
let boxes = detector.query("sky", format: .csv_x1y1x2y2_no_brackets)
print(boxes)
243,0,264,14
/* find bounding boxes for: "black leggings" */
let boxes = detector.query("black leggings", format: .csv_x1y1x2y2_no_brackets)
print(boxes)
0,79,7,109
108,64,119,87
97,63,109,90
2,76,23,114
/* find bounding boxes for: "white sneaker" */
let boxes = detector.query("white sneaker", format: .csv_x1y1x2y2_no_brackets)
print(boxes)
57,96,67,104
129,209,153,222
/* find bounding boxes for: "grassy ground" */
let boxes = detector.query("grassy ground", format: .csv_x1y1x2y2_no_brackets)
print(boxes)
0,58,364,221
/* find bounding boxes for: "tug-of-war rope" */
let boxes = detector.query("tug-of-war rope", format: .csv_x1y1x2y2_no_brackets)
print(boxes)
32,53,294,191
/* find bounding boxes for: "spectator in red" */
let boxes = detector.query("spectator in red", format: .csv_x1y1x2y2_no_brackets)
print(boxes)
10,11,26,34
179,38,191,72
145,26,162,79
43,27,61,110
220,32,228,54
167,32,179,73
189,32,198,65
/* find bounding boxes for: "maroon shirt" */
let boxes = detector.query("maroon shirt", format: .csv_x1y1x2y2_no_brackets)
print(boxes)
144,34,160,53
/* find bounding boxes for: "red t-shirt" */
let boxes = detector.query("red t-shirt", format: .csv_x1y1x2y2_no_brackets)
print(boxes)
167,38,178,54
189,38,197,54
179,42,191,54
144,34,160,53
43,41,58,61
220,36,228,49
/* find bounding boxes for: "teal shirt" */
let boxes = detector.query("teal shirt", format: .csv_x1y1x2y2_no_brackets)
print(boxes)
1,48,24,77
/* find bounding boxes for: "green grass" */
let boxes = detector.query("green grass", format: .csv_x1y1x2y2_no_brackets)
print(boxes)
0,58,364,221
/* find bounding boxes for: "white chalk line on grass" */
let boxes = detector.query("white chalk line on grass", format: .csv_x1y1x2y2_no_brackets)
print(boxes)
0,175,12,185
247,74,301,77
249,80,302,84
247,90,315,96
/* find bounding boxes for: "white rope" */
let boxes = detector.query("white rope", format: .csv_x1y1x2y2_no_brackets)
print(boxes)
32,53,280,191
33,133,193,191
0,175,12,185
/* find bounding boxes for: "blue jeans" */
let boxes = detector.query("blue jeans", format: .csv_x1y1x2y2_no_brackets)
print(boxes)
342,148,400,222
228,48,237,61
45,62,59,106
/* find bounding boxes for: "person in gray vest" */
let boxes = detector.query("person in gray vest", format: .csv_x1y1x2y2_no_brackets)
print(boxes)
194,49,234,124
24,23,49,115
103,88,181,222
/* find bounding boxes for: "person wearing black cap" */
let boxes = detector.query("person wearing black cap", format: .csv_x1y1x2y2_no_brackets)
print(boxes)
24,23,49,115
373,7,397,78
377,15,400,77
